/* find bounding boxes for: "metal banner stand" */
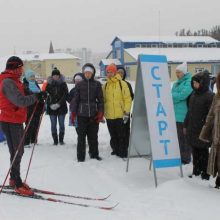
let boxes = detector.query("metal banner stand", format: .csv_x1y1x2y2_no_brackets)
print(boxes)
126,54,183,187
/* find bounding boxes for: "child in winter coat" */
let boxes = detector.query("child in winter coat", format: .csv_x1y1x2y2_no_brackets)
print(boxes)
71,63,104,162
200,72,220,188
23,69,45,147
184,71,214,180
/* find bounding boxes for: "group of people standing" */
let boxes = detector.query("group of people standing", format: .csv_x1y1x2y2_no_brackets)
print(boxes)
69,63,133,162
1,55,220,196
172,62,220,189
0,56,133,195
27,62,133,163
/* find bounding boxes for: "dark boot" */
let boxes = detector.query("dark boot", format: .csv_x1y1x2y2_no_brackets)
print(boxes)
201,172,210,180
215,176,220,189
52,133,58,145
192,167,201,176
89,153,102,161
59,132,65,145
95,156,102,161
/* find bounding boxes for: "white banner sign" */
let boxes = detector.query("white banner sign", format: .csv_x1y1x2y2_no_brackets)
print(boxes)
140,54,181,168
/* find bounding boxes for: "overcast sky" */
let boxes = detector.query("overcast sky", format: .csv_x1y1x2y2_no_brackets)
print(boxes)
0,0,219,56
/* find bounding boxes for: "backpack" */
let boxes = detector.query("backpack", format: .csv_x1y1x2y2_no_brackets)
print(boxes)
105,80,134,100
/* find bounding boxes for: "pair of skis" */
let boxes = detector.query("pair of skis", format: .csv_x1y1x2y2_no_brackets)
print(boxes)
0,185,119,210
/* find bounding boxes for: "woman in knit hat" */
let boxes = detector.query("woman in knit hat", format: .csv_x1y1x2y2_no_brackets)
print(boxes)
23,69,45,148
172,62,193,164
0,56,43,196
103,63,132,158
45,67,69,145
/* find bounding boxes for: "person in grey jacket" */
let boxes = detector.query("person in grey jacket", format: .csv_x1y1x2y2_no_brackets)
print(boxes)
71,63,104,162
0,56,44,196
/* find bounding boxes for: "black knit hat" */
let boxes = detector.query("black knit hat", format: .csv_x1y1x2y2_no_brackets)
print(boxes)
51,67,61,76
6,56,23,70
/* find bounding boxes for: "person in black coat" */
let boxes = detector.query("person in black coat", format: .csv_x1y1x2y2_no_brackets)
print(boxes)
67,73,83,127
117,66,134,152
71,63,104,162
23,70,45,147
45,68,68,145
67,73,83,103
184,71,214,179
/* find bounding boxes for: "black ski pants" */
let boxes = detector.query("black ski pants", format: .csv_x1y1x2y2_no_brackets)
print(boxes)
24,113,41,145
106,118,127,158
176,122,191,164
192,146,209,175
77,116,99,161
0,122,24,187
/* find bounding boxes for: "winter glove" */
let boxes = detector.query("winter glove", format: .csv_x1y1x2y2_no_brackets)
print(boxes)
95,112,104,123
123,112,130,124
50,103,61,111
71,112,77,124
35,91,47,101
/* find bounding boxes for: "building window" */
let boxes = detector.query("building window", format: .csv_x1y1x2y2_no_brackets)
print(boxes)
151,44,158,48
197,44,203,48
115,40,121,48
135,44,141,48
212,64,220,75
116,49,121,59
195,68,204,74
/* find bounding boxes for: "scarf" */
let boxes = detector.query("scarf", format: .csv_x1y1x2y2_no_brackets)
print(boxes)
28,80,40,93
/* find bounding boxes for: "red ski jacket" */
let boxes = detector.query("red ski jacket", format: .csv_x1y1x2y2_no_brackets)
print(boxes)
0,72,27,123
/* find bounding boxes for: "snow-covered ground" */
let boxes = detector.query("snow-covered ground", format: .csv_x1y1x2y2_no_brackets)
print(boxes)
0,84,219,220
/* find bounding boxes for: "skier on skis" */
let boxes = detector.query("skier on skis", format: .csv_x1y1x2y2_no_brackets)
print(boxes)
0,56,46,196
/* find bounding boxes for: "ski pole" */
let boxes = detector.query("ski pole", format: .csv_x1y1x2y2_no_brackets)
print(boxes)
0,100,39,195
24,100,47,183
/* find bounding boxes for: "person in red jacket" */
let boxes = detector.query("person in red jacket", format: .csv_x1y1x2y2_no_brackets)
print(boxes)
0,56,43,196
